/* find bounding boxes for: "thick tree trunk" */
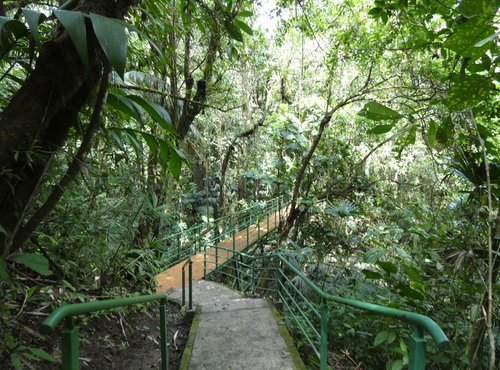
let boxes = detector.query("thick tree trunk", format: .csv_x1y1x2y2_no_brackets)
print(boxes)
0,0,137,256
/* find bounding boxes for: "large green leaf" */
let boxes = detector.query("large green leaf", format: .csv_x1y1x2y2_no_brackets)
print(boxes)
457,0,499,18
22,9,46,45
358,101,402,121
89,14,127,78
54,10,88,68
127,95,174,134
15,253,52,276
224,19,243,42
106,93,143,124
443,16,495,61
236,10,253,17
374,331,390,346
377,261,398,274
367,123,394,135
447,74,491,111
436,116,454,144
28,348,57,363
0,16,28,49
362,269,384,279
233,19,253,36
169,147,182,180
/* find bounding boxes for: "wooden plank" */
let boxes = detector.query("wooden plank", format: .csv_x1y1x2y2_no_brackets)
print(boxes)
155,209,286,292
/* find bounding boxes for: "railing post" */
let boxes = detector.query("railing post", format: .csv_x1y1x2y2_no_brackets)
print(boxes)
62,317,79,370
160,298,168,370
278,197,282,233
257,212,260,240
274,202,277,228
246,217,250,246
267,205,270,231
203,243,207,279
320,299,328,370
182,264,186,306
177,235,180,261
188,259,193,310
409,326,426,370
274,257,280,301
215,243,218,270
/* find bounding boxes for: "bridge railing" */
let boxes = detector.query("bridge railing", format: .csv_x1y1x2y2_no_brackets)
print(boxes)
159,195,286,268
202,246,449,370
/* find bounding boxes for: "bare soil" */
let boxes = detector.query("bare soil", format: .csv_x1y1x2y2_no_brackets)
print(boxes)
1,300,191,370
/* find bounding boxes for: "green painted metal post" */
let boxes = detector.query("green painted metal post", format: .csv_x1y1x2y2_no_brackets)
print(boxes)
320,299,328,370
215,243,218,270
278,197,282,233
177,236,180,261
409,326,426,370
274,203,277,228
62,317,79,370
188,260,193,310
203,243,207,279
274,258,281,301
267,206,270,231
257,213,260,240
160,298,168,370
182,264,186,306
235,258,241,291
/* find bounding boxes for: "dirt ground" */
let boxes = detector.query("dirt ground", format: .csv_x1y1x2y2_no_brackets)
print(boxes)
2,300,191,370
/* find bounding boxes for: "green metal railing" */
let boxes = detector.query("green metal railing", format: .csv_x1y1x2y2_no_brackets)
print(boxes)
181,258,193,310
203,246,449,370
38,197,286,370
159,196,285,269
40,294,169,370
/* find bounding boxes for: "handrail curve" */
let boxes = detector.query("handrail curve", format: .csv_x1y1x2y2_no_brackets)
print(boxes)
207,245,450,349
41,293,167,333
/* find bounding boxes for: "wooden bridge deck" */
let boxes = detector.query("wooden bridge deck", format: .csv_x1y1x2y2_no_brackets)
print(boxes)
155,209,285,292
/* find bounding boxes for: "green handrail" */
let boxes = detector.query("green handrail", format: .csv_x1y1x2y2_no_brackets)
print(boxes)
41,294,169,370
206,245,450,370
181,258,193,310
159,195,284,268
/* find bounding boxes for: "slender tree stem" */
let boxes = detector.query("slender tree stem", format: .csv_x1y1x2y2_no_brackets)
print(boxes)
470,110,496,370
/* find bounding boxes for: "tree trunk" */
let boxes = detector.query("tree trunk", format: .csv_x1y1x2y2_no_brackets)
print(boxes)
0,0,137,256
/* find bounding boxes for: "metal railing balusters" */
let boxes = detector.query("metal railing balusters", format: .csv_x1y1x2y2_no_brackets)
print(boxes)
62,317,78,370
205,241,449,370
160,298,168,370
409,326,426,370
320,299,329,370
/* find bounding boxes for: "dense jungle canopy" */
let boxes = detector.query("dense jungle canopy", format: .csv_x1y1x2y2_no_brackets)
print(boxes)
0,0,499,368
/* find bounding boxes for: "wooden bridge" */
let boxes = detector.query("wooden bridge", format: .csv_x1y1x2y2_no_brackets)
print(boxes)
155,201,287,292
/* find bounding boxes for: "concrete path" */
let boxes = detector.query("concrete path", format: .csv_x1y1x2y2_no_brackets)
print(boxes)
168,280,304,370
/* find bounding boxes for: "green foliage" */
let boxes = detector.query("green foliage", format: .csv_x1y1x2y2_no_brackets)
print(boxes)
14,253,52,277
54,10,89,67
89,14,128,78
358,102,402,121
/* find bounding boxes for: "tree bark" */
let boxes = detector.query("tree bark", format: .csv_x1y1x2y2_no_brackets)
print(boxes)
0,0,137,256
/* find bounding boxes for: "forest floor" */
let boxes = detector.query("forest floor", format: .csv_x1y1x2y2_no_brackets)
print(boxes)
2,300,191,369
